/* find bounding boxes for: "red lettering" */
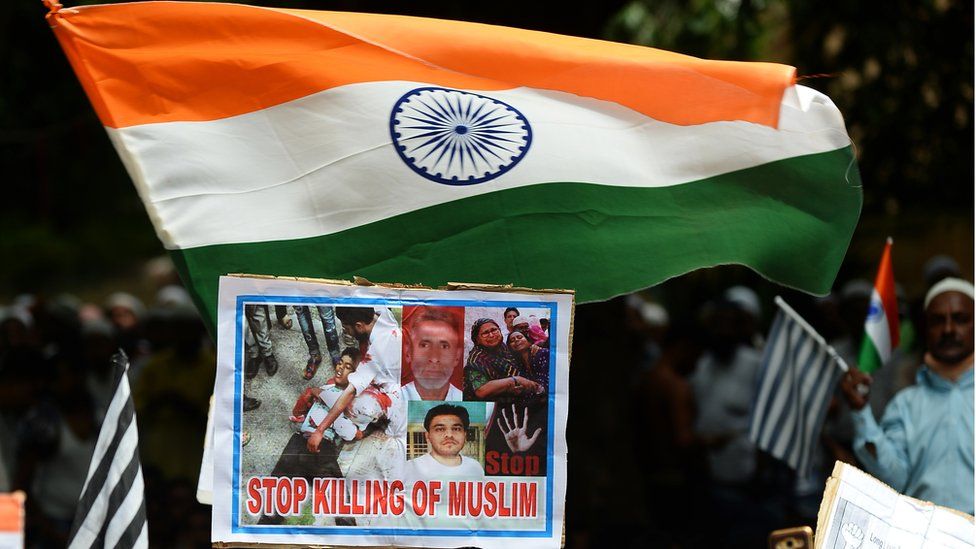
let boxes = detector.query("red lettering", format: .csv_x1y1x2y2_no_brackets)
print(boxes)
468,481,483,516
485,450,500,474
411,481,427,516
428,481,441,516
246,477,262,515
313,479,330,514
498,481,511,517
350,480,365,514
484,451,541,476
274,478,291,516
511,456,523,475
369,480,387,515
389,481,405,515
448,481,466,516
293,478,307,514
518,482,538,517
261,477,277,515
337,480,351,514
483,481,497,517
332,478,339,511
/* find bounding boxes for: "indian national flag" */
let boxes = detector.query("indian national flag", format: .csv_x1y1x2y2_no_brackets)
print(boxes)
48,2,862,328
858,238,899,374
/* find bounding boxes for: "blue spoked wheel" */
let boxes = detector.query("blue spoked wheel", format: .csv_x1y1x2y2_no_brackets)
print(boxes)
390,87,533,186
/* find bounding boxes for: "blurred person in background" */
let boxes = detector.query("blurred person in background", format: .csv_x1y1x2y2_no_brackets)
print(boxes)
0,305,35,352
624,294,669,374
14,353,96,549
634,320,705,547
134,304,215,483
690,294,765,547
80,317,119,415
104,292,148,365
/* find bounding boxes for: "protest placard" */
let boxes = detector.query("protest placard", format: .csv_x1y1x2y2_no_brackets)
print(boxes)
815,461,974,549
210,275,572,548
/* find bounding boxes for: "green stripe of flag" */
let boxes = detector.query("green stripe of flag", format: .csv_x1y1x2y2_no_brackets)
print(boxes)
857,336,884,374
172,146,861,332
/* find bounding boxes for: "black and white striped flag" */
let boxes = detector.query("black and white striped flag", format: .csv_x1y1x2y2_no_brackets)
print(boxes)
67,351,148,549
748,297,847,478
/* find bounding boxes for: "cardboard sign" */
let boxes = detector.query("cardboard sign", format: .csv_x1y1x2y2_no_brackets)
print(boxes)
816,462,974,548
211,276,572,548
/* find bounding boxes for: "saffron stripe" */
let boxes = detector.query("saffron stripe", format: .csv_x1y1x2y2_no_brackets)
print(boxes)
50,2,793,128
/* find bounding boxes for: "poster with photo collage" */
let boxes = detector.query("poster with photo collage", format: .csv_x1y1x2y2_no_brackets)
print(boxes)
210,276,573,549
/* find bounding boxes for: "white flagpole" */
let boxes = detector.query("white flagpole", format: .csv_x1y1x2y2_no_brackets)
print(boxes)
773,295,850,372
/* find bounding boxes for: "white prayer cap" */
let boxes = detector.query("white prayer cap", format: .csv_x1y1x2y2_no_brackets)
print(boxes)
2,305,33,329
625,294,645,310
12,294,35,309
725,286,761,319
156,285,193,309
639,302,669,327
82,317,115,338
924,278,975,308
105,292,146,318
512,315,530,326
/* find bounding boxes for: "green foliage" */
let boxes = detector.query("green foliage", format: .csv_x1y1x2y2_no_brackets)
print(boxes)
604,0,974,213
788,0,973,211
605,0,791,61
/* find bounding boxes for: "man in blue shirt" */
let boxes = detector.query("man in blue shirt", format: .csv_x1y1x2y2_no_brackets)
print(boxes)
842,278,974,514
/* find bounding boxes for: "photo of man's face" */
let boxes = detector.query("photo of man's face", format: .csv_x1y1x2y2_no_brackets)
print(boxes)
426,413,467,459
408,319,461,391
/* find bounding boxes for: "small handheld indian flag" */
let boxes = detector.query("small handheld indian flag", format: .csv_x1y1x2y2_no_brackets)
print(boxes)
857,238,899,374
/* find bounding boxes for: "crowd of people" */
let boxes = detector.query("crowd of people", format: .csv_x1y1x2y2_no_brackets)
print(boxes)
0,253,972,547
0,258,214,547
567,254,972,548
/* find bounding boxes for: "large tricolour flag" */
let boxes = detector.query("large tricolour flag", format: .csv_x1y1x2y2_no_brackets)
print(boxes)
48,2,861,328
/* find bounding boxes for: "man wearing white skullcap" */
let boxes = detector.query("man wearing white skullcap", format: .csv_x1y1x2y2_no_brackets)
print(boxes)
841,277,974,514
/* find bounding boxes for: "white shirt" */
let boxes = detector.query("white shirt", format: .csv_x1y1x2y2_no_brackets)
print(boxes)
404,452,484,481
345,307,407,441
691,345,762,484
300,383,360,441
401,381,463,401
348,307,402,394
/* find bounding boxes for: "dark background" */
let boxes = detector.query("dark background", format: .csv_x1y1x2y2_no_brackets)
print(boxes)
1,0,972,547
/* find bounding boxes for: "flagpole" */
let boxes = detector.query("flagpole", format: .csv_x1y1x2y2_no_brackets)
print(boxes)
773,295,850,372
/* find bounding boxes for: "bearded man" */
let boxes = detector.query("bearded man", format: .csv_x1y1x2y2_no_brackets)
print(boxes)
842,277,974,514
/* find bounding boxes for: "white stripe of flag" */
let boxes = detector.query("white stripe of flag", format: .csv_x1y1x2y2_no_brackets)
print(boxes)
864,287,893,363
67,351,148,549
748,298,847,477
